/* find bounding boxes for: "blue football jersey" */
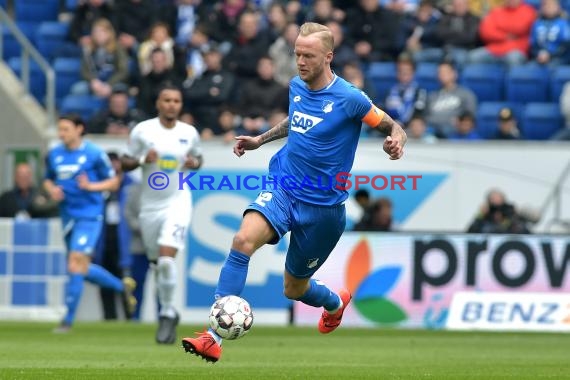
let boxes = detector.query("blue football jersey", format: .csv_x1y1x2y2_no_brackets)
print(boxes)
45,141,115,218
269,74,379,205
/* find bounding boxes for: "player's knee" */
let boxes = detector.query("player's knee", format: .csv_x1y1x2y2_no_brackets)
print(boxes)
231,232,255,254
283,282,305,300
67,253,89,274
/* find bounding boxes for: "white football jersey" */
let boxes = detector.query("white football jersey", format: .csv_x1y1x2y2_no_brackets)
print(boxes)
128,118,202,212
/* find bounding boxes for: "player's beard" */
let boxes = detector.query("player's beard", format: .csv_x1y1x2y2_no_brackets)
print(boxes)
300,64,324,86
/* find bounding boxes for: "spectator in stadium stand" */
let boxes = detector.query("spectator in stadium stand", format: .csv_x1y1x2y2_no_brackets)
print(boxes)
425,60,477,138
202,0,249,44
234,56,288,137
183,42,237,136
269,22,300,87
384,52,428,126
156,0,210,47
68,0,117,49
71,18,130,99
182,24,211,83
304,0,345,25
434,0,481,69
399,0,442,64
406,115,438,142
529,0,570,67
115,0,156,55
136,49,182,118
345,0,403,63
494,107,521,140
447,111,483,140
468,189,531,234
553,82,570,140
265,2,289,43
0,163,59,219
137,22,187,79
467,0,536,67
88,85,146,135
326,20,359,74
200,106,238,143
342,61,377,108
223,10,272,82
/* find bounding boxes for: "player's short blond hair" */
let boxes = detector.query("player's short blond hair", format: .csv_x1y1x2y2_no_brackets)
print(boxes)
298,22,334,53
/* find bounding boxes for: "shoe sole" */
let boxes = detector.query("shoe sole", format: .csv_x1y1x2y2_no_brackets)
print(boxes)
182,339,219,363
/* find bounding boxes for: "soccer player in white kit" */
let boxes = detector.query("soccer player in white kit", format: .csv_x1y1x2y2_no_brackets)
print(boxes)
122,84,203,344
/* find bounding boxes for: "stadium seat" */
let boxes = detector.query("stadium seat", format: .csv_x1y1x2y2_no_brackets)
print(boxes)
415,63,440,92
460,63,506,102
505,65,550,103
549,65,570,101
366,62,397,104
35,21,69,62
2,21,41,60
15,0,59,22
60,94,105,122
53,57,81,105
65,0,79,12
476,102,524,139
7,56,46,103
520,102,564,140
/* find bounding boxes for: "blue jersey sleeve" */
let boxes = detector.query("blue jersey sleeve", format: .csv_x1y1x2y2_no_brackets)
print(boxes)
95,150,115,181
44,153,56,181
344,87,375,121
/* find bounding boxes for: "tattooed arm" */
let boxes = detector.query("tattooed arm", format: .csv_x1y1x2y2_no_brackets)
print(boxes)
258,117,289,145
233,117,289,157
376,113,407,160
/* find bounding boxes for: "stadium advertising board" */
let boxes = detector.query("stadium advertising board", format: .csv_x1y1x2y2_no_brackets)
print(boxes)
293,234,570,329
446,292,570,332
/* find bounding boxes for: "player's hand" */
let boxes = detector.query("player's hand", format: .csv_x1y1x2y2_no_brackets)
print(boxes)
233,136,261,157
48,186,64,202
383,136,404,160
183,155,200,169
145,149,158,163
77,173,92,191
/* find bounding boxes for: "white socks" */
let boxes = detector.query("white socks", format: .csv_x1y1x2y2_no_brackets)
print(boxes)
157,256,177,318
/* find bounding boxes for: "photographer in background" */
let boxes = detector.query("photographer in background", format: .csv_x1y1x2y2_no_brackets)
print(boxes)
467,188,530,234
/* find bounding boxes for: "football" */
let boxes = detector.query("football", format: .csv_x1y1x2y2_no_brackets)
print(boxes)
209,295,254,340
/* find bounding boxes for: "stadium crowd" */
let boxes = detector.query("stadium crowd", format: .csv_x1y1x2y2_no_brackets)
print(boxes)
3,0,570,140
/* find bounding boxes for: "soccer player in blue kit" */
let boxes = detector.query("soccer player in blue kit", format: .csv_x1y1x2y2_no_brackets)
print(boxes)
45,115,137,332
182,22,407,362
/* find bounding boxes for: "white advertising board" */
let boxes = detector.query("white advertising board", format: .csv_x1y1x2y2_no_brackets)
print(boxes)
447,291,570,332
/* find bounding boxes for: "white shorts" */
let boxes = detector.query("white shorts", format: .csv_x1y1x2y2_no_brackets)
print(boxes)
139,201,192,261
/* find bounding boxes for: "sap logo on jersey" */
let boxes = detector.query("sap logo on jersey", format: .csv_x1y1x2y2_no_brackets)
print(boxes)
291,111,323,134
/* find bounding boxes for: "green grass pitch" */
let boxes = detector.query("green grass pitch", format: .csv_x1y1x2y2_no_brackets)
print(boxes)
1,321,569,379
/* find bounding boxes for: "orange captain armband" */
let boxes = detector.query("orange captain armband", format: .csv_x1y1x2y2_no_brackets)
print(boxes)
362,105,385,128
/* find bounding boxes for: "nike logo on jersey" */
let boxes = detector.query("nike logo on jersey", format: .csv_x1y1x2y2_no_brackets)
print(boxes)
293,95,301,102
290,111,323,134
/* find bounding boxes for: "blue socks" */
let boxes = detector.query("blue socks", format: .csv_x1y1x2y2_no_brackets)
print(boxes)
85,264,124,292
63,273,84,325
209,249,251,344
298,279,341,312
214,249,251,298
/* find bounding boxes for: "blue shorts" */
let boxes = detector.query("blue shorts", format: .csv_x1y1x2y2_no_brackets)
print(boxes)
246,187,346,279
61,217,103,255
